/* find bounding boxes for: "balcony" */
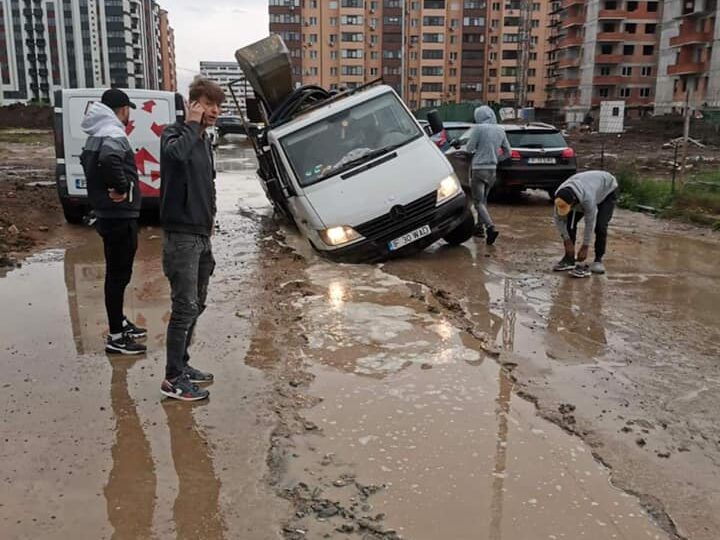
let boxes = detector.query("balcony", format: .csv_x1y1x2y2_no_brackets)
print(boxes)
670,31,713,47
561,0,584,8
561,14,584,28
554,78,580,89
594,75,624,85
558,35,583,48
557,56,580,68
596,53,624,64
597,32,625,42
598,9,626,19
668,61,708,75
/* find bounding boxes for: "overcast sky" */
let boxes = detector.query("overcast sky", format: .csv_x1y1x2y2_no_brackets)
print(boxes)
169,0,270,96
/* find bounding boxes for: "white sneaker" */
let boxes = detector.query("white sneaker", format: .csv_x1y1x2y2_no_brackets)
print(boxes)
590,261,606,274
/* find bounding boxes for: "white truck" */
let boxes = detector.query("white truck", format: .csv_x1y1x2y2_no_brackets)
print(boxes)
235,36,474,262
53,88,185,223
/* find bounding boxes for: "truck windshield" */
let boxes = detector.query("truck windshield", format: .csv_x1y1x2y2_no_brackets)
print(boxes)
280,92,423,186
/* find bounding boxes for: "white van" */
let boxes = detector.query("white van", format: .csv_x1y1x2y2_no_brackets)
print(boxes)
53,88,185,223
237,37,474,262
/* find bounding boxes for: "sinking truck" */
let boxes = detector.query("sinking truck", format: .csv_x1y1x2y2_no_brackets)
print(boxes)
232,36,474,263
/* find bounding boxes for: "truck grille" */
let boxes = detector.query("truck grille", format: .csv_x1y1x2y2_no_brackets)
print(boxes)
355,192,437,242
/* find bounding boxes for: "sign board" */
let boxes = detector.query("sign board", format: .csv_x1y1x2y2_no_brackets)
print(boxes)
599,100,625,133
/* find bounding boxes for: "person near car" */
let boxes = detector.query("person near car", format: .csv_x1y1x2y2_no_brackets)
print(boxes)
464,105,511,245
553,170,619,276
80,88,148,355
159,77,224,402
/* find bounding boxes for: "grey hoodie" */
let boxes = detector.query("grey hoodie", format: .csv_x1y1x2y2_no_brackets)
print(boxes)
553,171,619,245
465,106,511,170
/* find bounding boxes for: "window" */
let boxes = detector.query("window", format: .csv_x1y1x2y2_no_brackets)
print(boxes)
500,82,514,93
600,44,613,55
621,66,632,76
641,66,652,77
449,68,457,76
648,1,658,12
422,66,443,76
341,49,363,58
423,33,444,42
619,87,631,98
370,67,378,76
640,87,651,97
502,50,518,60
383,49,401,59
492,2,500,9
341,0,363,6
501,66,516,76
341,32,363,42
623,45,635,55
599,88,610,98
341,65,363,76
643,45,654,56
645,23,656,34
424,0,445,8
627,1,637,11
423,16,444,25
464,17,485,26
371,51,379,59
600,66,610,76
384,16,400,24
422,49,444,59
625,23,636,34
421,82,443,92
341,15,363,24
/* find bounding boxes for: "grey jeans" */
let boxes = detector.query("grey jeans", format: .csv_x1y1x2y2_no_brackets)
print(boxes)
162,231,215,379
470,168,497,228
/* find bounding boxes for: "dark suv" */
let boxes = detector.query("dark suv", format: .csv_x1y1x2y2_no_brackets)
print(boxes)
215,116,246,137
445,123,577,197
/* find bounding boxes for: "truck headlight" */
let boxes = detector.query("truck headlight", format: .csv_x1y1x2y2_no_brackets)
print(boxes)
319,225,361,247
436,174,460,204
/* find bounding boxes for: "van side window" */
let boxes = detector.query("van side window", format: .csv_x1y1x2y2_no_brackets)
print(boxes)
270,145,293,190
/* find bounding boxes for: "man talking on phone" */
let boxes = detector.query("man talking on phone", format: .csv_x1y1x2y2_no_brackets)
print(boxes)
159,77,224,401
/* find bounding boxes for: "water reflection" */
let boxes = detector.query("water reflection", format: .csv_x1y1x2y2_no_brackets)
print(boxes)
104,357,156,540
163,401,225,539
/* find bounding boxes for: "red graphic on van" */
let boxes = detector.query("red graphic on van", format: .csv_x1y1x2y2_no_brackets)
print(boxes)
142,100,156,113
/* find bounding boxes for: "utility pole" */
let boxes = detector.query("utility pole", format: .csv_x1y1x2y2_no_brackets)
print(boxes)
678,88,691,187
514,0,533,111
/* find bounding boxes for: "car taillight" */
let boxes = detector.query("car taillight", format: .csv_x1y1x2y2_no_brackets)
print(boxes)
510,150,522,160
561,148,575,158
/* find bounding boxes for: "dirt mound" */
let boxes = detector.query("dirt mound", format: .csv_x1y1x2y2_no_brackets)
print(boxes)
0,104,52,129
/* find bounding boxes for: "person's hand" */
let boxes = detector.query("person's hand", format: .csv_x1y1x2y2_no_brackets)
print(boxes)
108,188,127,203
576,244,589,262
187,101,205,124
563,239,575,258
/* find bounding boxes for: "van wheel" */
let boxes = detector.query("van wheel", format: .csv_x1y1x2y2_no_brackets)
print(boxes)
443,213,475,245
61,201,85,225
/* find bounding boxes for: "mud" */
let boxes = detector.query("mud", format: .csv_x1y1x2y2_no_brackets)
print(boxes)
2,139,718,539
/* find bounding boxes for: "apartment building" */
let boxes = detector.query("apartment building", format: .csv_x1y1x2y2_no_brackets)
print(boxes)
485,1,551,108
268,0,489,110
159,8,176,91
547,0,661,122
655,0,720,113
199,61,255,116
0,0,176,104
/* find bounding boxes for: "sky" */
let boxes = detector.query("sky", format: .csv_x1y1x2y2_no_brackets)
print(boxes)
169,0,270,96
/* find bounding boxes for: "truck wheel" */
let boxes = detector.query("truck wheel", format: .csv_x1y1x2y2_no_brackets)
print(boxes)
443,213,475,246
61,201,85,225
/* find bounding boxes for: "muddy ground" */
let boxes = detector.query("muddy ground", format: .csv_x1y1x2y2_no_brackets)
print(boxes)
1,137,719,539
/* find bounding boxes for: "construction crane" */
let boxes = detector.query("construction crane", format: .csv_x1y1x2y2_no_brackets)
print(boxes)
514,0,534,110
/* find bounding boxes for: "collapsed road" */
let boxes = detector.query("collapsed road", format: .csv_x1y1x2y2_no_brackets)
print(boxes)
1,138,719,539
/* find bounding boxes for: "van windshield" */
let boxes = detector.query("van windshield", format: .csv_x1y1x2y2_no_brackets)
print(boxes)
280,92,423,186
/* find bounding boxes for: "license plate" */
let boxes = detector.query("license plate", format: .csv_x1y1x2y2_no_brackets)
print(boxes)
75,178,87,189
528,157,556,164
388,225,432,251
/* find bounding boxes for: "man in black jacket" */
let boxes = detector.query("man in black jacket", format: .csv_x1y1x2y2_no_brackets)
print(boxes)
81,88,147,355
159,77,224,401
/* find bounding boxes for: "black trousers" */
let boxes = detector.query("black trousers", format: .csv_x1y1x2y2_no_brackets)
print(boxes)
567,190,617,262
96,218,138,334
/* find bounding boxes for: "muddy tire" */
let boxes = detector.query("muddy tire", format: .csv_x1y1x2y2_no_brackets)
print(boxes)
443,213,475,246
61,201,85,225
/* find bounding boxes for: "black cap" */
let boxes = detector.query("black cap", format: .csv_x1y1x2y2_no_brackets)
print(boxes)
556,186,578,205
101,88,136,109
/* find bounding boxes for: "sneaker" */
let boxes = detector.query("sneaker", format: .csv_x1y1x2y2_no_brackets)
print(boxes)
590,261,606,274
184,365,214,384
122,317,147,339
553,256,576,272
486,227,499,246
161,374,210,401
569,264,591,278
473,224,485,238
106,334,147,355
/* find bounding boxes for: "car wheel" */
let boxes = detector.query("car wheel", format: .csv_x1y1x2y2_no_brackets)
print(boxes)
443,212,475,246
61,201,86,225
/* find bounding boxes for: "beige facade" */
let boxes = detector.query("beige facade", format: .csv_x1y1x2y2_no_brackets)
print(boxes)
159,9,177,92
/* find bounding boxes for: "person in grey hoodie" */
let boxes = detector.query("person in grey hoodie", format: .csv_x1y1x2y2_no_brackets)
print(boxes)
159,77,224,402
553,170,619,276
464,105,511,245
80,88,147,355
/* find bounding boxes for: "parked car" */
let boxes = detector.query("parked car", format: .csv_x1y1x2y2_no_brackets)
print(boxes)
215,115,246,138
53,88,185,223
445,122,577,197
430,121,476,151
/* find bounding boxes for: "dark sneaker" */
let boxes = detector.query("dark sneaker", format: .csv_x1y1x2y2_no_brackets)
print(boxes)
184,365,214,384
122,317,147,339
106,334,147,355
553,256,576,272
473,224,485,238
570,264,591,278
161,374,209,401
486,227,499,246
